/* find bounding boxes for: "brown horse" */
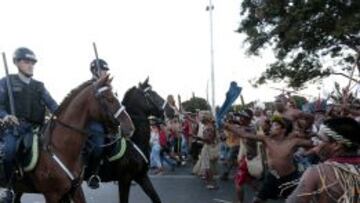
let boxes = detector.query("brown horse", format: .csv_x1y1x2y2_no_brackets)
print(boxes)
10,75,134,203
83,78,175,203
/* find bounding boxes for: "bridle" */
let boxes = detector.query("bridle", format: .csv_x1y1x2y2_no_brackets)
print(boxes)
95,85,125,127
142,86,168,114
50,84,125,138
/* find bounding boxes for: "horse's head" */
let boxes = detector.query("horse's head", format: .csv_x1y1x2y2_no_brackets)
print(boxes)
122,77,175,122
89,74,134,136
138,77,175,119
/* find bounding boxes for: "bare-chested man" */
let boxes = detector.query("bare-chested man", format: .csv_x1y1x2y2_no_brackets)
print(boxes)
226,109,259,202
225,115,313,202
286,117,360,203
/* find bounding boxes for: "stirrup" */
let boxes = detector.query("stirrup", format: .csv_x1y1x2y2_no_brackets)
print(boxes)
15,167,24,180
88,174,101,189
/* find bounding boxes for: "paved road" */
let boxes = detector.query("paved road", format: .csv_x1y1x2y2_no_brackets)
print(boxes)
20,164,283,203
21,176,236,203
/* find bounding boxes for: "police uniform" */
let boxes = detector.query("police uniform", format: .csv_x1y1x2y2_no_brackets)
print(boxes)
86,58,109,189
0,47,58,180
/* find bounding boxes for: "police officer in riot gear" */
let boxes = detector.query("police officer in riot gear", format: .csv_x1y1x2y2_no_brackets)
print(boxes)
86,58,109,189
0,47,58,202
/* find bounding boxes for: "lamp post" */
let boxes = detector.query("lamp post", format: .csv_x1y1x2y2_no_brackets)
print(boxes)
206,0,215,115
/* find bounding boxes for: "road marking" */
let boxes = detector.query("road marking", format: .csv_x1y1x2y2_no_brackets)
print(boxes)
148,174,232,179
213,198,232,203
149,174,197,179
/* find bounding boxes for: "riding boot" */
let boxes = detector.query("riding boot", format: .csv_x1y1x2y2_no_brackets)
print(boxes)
0,148,6,183
87,158,101,189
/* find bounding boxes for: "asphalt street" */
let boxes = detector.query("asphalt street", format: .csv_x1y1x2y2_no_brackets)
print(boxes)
20,163,284,203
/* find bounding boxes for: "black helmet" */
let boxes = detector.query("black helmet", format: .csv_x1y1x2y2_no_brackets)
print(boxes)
13,47,37,64
90,59,109,74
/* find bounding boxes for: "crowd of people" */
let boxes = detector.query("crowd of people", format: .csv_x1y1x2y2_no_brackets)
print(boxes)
149,92,359,203
0,46,358,202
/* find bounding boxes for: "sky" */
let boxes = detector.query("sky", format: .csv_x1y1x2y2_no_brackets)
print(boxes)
0,0,351,108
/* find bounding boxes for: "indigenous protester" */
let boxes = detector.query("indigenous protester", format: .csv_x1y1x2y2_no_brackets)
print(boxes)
159,121,176,171
190,111,208,164
149,117,164,175
225,115,314,202
287,117,360,203
0,47,58,202
167,115,183,165
166,95,180,118
253,105,268,127
274,94,314,123
181,113,193,161
193,114,219,189
220,112,241,181
196,116,219,190
230,109,268,203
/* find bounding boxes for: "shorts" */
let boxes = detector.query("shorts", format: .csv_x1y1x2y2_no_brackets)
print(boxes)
234,157,252,186
257,169,301,200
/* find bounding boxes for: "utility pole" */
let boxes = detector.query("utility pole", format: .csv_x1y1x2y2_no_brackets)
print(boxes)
206,0,215,115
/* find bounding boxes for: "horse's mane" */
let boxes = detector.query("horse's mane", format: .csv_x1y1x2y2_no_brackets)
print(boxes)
122,86,137,105
55,80,93,116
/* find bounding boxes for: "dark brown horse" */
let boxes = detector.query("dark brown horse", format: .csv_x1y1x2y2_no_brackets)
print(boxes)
84,78,175,203
10,75,134,203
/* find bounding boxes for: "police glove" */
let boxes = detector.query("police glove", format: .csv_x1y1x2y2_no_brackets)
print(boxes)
3,115,19,126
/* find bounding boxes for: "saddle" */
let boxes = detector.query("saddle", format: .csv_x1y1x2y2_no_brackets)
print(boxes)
0,127,40,185
15,127,40,173
83,136,127,183
106,137,127,162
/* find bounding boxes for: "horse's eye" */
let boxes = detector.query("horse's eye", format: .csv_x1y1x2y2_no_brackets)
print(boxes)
105,96,116,103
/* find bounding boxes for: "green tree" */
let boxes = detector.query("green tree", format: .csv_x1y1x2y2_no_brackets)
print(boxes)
238,0,360,89
182,97,211,113
291,95,307,109
232,101,256,112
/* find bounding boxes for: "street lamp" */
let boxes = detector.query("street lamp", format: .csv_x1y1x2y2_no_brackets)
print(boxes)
206,0,215,115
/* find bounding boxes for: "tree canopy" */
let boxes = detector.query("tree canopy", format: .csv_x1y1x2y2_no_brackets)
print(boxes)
238,0,360,89
182,97,210,113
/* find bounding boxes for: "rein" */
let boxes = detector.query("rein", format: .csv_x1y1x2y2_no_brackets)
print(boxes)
51,115,123,149
143,87,168,112
52,116,108,137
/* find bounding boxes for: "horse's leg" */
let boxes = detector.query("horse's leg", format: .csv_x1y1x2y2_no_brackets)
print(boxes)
71,187,86,203
135,174,161,203
44,193,62,203
14,192,23,203
118,175,132,203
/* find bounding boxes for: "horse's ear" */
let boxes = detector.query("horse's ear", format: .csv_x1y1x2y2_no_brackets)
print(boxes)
144,76,149,85
108,76,114,84
96,73,110,87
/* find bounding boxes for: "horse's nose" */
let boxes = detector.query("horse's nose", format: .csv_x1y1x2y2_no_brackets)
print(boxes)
121,122,135,137
117,111,135,137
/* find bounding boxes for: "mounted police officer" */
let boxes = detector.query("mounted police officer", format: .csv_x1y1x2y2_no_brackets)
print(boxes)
86,58,109,189
0,47,58,202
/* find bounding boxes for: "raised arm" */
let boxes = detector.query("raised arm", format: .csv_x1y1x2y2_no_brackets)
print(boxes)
223,123,265,141
294,111,314,124
294,137,313,149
